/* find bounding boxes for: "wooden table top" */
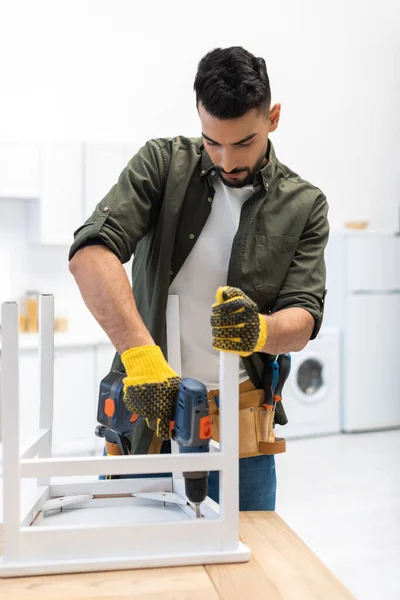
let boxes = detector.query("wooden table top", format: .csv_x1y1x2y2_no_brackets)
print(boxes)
0,512,354,599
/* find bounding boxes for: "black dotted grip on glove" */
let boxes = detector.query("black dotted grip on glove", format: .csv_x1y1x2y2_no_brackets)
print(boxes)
211,286,264,355
123,377,181,440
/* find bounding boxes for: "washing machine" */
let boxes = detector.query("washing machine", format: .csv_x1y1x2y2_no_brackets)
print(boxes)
275,327,341,439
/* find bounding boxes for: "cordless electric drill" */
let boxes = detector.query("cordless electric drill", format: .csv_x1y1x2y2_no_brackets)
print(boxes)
96,372,211,517
172,378,211,518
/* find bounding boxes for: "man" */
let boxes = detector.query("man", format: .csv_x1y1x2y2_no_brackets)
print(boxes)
69,46,329,511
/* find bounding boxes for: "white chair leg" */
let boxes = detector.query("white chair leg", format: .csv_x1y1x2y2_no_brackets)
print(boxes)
219,352,240,549
1,302,21,560
38,294,54,485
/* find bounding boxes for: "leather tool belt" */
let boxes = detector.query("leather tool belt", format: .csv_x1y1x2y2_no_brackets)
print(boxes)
207,379,286,458
106,380,286,459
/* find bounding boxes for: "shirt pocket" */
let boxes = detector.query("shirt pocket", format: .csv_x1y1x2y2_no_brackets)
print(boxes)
253,234,299,294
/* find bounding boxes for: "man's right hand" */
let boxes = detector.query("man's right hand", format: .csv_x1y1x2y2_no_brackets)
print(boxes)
121,345,181,440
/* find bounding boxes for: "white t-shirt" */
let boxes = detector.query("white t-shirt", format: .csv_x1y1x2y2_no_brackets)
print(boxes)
169,178,254,389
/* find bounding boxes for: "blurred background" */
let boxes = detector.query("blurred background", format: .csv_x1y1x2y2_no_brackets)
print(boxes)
0,0,399,597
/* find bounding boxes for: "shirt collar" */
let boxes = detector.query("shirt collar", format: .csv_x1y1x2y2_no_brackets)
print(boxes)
200,145,215,177
256,139,277,190
200,138,278,189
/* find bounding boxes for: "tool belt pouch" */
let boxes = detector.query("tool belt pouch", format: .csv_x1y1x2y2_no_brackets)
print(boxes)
209,389,286,458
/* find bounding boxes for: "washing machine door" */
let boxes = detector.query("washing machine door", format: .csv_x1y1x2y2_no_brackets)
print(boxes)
277,331,341,438
293,354,328,404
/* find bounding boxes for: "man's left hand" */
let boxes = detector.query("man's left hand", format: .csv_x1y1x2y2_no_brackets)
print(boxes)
210,286,267,356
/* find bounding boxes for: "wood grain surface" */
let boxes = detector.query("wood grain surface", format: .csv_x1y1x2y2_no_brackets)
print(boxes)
0,512,354,599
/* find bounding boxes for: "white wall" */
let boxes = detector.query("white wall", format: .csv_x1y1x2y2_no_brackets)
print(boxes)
0,0,399,322
1,0,400,228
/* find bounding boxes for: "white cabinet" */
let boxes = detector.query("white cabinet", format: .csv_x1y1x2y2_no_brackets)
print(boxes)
347,236,400,292
0,144,40,199
83,143,127,219
1,141,139,244
326,232,400,432
28,143,83,245
18,350,40,445
52,346,97,456
1,341,116,456
51,343,117,456
52,342,116,456
0,349,40,446
83,143,138,219
344,294,400,430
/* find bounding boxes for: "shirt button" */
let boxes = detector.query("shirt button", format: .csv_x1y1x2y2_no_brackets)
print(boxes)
211,170,216,176
201,169,206,175
189,233,195,240
103,206,110,212
207,196,213,203
265,183,269,189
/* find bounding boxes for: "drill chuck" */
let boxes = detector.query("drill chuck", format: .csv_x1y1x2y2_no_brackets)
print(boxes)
185,476,208,505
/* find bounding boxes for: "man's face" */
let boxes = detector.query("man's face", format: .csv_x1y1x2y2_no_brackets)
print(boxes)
198,102,280,188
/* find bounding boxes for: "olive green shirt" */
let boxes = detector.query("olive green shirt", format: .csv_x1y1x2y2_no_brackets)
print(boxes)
69,136,329,413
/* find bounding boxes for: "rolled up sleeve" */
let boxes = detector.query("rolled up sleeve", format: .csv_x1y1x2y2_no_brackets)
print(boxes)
68,139,169,263
271,194,330,339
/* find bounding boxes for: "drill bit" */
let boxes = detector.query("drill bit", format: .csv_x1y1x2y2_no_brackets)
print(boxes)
195,503,201,518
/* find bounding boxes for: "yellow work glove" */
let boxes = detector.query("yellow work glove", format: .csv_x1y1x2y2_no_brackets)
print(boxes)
210,286,267,357
121,345,181,440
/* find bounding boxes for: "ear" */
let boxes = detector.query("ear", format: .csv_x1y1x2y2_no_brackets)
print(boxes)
268,103,281,132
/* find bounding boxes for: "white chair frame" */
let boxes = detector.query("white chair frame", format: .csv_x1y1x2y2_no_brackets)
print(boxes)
0,294,249,576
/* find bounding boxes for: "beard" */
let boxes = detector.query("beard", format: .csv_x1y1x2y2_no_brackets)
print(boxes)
216,144,268,189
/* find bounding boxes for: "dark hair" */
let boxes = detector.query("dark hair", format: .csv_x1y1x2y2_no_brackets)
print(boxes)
193,46,271,120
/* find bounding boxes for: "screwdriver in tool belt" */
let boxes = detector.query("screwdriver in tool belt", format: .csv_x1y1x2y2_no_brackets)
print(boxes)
263,354,291,411
263,359,280,411
274,354,291,409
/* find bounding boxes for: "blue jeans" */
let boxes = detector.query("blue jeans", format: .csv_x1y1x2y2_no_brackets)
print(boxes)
101,441,276,511
209,453,276,511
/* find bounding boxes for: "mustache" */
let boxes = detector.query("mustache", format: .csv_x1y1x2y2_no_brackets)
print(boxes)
216,167,250,175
